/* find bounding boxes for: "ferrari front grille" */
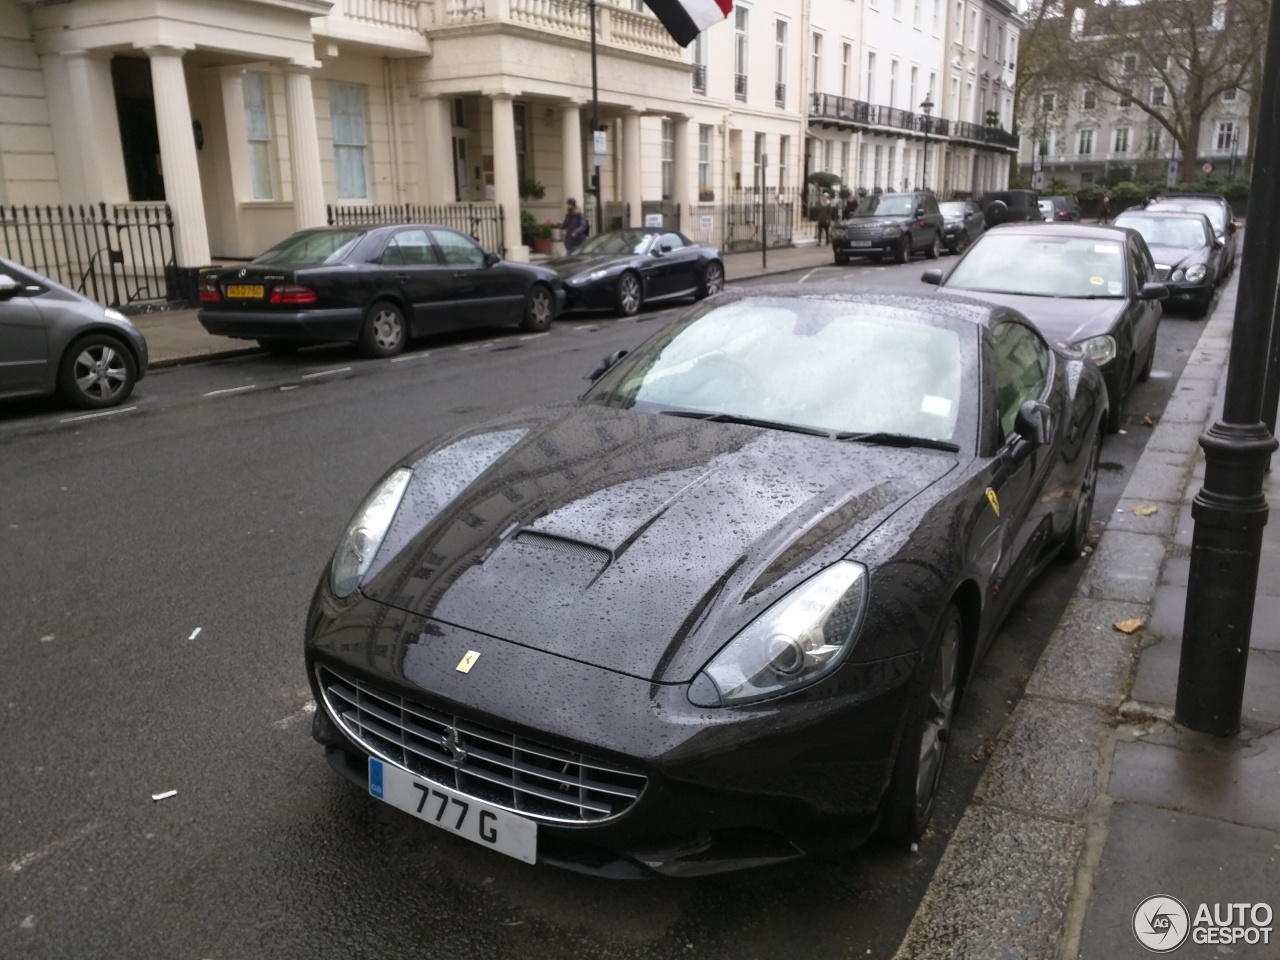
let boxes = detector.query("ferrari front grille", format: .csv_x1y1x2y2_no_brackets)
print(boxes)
317,665,647,824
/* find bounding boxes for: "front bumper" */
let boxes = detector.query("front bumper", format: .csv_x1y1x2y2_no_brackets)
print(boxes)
831,233,902,256
561,278,620,312
1160,280,1214,310
197,306,364,341
305,597,916,877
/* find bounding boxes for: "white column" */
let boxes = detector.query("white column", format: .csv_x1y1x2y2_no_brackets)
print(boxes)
146,46,210,266
622,110,642,227
561,102,584,205
284,67,327,230
671,115,692,224
60,52,129,203
490,93,527,262
419,95,455,204
219,69,253,204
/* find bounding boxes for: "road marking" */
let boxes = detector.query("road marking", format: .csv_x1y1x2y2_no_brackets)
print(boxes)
59,406,137,424
301,366,352,379
519,332,550,341
188,627,202,640
271,700,316,729
459,341,497,352
391,351,431,363
572,325,600,333
8,822,103,874
203,385,257,397
798,268,821,284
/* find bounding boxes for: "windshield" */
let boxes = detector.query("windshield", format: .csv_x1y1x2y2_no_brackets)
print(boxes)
851,194,918,217
1148,201,1227,233
1115,216,1208,249
1038,200,1054,215
939,202,967,217
252,230,364,265
576,231,654,256
947,233,1127,298
586,299,966,442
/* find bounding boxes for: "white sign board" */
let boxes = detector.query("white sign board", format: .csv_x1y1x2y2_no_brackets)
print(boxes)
593,130,607,168
699,215,714,232
1167,159,1180,187
1032,171,1045,189
644,213,664,228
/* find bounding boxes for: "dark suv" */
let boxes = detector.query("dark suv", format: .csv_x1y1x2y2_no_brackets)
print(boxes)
831,192,945,264
978,190,1046,227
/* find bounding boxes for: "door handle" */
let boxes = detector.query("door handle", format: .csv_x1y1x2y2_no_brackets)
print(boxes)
394,273,410,281
452,271,470,279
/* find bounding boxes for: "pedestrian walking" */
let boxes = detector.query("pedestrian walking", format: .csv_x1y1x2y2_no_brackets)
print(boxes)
816,192,833,245
1099,195,1113,224
562,198,588,253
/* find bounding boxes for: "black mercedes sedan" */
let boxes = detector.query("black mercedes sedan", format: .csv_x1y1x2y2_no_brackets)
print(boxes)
1112,211,1222,317
198,226,564,357
830,192,945,264
938,200,985,254
924,223,1166,432
304,289,1107,878
542,228,724,318
1146,193,1238,277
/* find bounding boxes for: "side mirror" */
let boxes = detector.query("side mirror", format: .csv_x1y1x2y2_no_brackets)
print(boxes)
1140,281,1170,300
484,251,501,267
1212,238,1224,250
586,349,628,381
0,273,21,299
1229,221,1239,234
915,206,926,218
921,268,943,285
660,243,674,254
1010,399,1053,460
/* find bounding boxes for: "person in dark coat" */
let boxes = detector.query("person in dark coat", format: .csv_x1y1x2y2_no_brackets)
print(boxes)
562,198,588,253
1099,195,1113,224
816,192,833,245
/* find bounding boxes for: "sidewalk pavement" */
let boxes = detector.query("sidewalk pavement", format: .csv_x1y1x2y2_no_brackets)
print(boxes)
894,269,1280,959
129,242,833,367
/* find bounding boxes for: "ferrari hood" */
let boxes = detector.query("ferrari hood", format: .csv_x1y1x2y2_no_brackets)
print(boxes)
359,404,955,683
944,289,1127,345
543,254,625,279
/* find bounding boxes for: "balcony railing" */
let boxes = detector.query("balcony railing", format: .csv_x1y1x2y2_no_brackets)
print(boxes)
735,73,747,100
692,64,706,94
775,82,786,107
807,92,952,139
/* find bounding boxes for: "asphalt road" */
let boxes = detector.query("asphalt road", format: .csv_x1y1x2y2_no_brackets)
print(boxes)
0,257,1211,959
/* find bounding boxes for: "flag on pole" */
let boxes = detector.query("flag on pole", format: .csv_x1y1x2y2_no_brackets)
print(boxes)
644,0,732,47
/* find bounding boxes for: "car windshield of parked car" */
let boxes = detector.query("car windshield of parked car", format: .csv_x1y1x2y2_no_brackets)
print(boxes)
576,231,654,256
586,299,966,442
1148,201,1226,234
946,233,1126,299
851,194,916,217
252,230,364,265
939,202,967,218
1116,216,1207,249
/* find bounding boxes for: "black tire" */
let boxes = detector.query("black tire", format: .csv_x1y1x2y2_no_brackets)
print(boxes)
58,333,137,409
1137,329,1156,383
358,301,407,358
984,199,1009,227
893,236,910,265
1189,293,1213,319
834,252,849,266
880,605,964,846
952,231,971,255
520,284,554,332
256,338,300,354
697,261,725,299
925,231,941,260
1106,361,1133,434
1060,426,1102,562
615,271,642,317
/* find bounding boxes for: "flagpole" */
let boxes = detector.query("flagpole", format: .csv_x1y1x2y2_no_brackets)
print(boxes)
590,0,603,237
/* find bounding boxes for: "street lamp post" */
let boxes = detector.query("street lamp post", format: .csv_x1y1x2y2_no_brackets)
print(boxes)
920,97,934,191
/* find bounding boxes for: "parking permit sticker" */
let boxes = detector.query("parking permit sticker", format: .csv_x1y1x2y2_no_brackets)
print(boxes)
1109,281,1123,295
921,395,952,416
1089,276,1104,286
986,487,1001,517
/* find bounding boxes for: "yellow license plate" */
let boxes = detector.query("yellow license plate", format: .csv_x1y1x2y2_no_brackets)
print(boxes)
226,284,264,298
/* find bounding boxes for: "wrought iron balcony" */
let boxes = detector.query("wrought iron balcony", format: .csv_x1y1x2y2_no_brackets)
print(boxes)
692,64,707,94
775,82,786,107
807,93,952,138
735,73,748,101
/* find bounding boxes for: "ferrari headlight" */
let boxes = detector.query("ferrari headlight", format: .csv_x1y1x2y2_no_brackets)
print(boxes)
881,226,903,238
688,561,869,707
1075,334,1117,367
1184,263,1207,283
330,468,412,598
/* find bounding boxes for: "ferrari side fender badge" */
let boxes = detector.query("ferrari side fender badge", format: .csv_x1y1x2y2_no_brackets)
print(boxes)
456,650,481,673
986,487,1001,517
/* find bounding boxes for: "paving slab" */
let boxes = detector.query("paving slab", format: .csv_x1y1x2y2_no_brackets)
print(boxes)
1157,396,1216,424
1131,640,1280,727
1149,584,1280,651
1109,499,1182,538
1144,419,1208,454
1025,598,1148,707
1078,530,1167,603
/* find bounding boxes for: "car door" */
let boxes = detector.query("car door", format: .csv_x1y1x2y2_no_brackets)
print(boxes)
649,232,698,298
1127,237,1160,370
429,228,522,326
0,265,50,393
966,202,984,239
379,228,457,334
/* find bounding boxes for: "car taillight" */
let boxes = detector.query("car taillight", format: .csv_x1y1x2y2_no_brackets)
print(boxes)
199,287,221,302
270,285,317,305
1059,211,1069,219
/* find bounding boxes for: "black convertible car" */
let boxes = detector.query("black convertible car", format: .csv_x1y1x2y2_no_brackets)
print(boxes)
198,226,564,357
304,289,1107,877
543,228,724,317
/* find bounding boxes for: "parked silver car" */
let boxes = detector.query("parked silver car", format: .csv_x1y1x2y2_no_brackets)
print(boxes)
0,256,149,408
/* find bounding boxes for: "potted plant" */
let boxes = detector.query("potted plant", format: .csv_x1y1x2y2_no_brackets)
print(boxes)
520,209,538,247
532,219,555,254
519,179,546,201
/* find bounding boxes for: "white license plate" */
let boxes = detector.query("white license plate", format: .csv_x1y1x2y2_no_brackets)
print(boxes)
369,757,537,863
849,241,874,247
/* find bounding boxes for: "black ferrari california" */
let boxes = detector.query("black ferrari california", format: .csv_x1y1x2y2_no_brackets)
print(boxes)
543,228,724,317
304,289,1107,877
198,225,564,357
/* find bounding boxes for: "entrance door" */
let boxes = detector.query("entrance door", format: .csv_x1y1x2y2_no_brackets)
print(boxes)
112,57,164,202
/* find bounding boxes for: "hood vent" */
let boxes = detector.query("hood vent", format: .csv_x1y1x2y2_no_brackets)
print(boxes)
514,531,611,566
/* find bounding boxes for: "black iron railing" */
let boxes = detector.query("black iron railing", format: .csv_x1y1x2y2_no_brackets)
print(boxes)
734,74,747,100
775,82,786,107
583,200,631,234
810,92,974,141
0,202,175,307
326,202,506,253
692,64,707,94
640,200,681,230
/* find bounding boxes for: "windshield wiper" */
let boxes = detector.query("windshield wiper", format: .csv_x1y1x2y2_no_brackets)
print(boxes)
835,431,960,452
659,410,833,438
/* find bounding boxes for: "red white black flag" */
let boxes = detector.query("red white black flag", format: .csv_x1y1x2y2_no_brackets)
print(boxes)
645,0,732,47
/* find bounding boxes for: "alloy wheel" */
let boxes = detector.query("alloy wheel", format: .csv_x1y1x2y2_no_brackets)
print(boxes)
916,616,961,822
371,308,403,351
618,273,641,316
703,263,724,296
73,344,129,403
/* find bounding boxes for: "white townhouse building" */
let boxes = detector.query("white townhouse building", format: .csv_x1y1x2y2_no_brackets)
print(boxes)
0,0,1017,292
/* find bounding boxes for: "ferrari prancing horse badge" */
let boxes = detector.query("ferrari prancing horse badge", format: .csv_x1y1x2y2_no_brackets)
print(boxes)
456,650,481,673
986,487,1001,517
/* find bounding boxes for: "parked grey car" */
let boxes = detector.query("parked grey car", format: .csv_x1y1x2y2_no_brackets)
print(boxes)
938,200,985,254
0,256,149,408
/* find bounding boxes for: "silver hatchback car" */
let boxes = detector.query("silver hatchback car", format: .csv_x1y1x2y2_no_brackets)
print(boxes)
0,255,149,409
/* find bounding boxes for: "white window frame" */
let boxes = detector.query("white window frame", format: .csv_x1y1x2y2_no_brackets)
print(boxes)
1113,126,1130,153
242,72,275,200
1041,92,1055,113
969,11,978,50
734,7,749,101
1223,87,1238,102
913,0,922,28
1078,128,1095,155
1151,84,1167,107
1216,120,1236,151
1082,88,1097,111
775,19,788,106
867,51,877,102
841,43,852,98
779,134,790,188
329,80,369,200
661,119,674,198
890,59,899,107
698,124,712,190
981,17,990,56
811,31,822,91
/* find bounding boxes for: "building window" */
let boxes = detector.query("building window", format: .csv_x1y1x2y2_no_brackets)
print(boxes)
969,11,978,50
242,72,274,200
692,33,707,94
1078,129,1094,154
1151,84,1166,106
513,103,530,184
661,119,674,198
1008,32,1017,67
890,60,898,107
1119,91,1133,108
893,0,902,20
1223,87,1238,102
996,25,1005,62
1122,53,1137,75
1113,126,1130,153
913,0,921,28
1081,171,1093,185
929,71,936,103
910,66,918,110
840,140,849,184
981,17,990,56
1041,92,1055,113
1146,125,1162,153
329,80,369,199
779,134,790,188
1082,89,1097,110
453,98,466,127
950,73,960,116
754,132,765,188
841,43,852,97
823,138,833,175
775,20,788,106
452,136,467,200
1216,121,1236,151
734,8,748,101
811,31,822,91
953,0,962,38
698,124,712,190
1038,132,1052,156
867,52,877,102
